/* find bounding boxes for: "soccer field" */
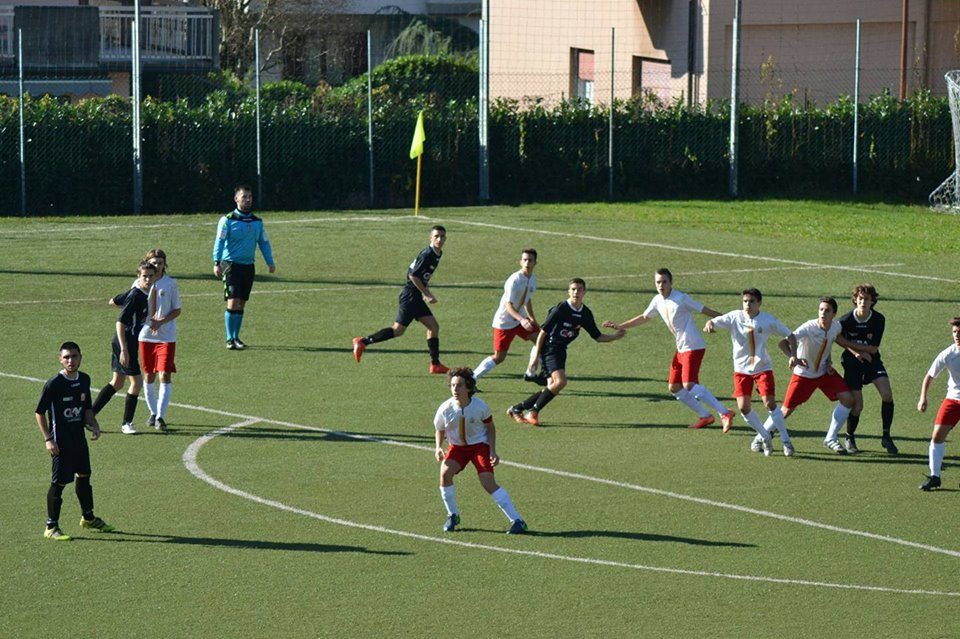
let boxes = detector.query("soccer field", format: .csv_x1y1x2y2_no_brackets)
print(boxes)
1,200,958,638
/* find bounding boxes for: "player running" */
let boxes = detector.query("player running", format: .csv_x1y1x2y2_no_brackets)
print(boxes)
917,317,960,491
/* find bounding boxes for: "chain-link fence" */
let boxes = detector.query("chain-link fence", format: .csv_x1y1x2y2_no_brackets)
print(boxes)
1,0,959,215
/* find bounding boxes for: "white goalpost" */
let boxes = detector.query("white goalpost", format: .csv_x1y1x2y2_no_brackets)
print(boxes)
929,70,960,212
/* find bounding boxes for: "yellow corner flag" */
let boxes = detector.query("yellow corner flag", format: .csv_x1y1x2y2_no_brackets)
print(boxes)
409,110,426,159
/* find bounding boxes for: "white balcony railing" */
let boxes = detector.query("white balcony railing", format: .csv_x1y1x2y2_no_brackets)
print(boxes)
100,6,215,63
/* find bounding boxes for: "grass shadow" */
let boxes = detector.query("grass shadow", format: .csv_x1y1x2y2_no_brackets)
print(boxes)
76,531,412,555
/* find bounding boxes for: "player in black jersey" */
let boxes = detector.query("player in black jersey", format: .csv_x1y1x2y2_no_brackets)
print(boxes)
352,226,450,374
35,342,114,541
507,279,625,425
838,284,897,454
91,261,156,435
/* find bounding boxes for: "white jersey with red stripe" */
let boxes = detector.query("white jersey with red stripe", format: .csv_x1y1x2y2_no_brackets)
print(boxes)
642,289,706,352
492,271,537,329
927,344,960,401
711,310,792,375
791,319,842,379
434,396,493,446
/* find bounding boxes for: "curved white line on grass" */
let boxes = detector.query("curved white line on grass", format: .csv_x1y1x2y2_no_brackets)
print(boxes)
2,370,958,560
184,420,959,597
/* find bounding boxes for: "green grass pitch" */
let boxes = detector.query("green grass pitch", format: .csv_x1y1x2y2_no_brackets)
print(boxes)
1,200,958,638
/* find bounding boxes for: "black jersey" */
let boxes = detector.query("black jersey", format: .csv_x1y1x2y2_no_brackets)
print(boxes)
404,246,441,293
112,287,150,343
541,300,602,349
35,372,92,444
839,309,885,365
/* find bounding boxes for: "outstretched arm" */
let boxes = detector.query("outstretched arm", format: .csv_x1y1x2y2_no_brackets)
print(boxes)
603,314,650,331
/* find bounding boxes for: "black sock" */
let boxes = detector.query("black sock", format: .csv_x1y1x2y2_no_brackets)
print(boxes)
47,483,64,527
533,389,556,411
92,384,117,415
75,476,94,519
518,391,542,411
123,393,139,424
881,401,895,435
365,327,395,345
846,412,860,436
427,337,440,364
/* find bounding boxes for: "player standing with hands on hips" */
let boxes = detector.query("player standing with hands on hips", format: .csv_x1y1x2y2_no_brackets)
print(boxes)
213,185,276,350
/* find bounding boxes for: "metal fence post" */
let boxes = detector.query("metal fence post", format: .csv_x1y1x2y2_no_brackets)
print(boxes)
255,28,263,209
367,29,374,207
478,0,490,202
852,18,861,196
18,28,25,216
728,0,741,198
132,3,143,214
608,26,615,200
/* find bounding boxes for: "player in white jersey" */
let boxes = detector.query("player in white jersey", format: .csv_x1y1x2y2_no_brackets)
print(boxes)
704,288,797,456
605,268,734,430
473,249,541,382
771,296,864,455
138,249,182,432
434,367,527,534
917,317,960,491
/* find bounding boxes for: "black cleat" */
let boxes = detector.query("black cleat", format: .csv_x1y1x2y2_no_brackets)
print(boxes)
443,513,460,532
523,371,548,386
920,475,941,491
843,435,859,454
881,435,899,455
156,417,168,432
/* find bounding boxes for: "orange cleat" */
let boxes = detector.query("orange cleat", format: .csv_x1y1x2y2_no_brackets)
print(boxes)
429,363,450,374
689,415,715,429
720,411,735,434
352,337,366,363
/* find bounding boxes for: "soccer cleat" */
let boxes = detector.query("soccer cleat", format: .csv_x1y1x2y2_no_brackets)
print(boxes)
844,435,860,454
506,407,525,424
156,417,168,432
783,442,795,457
507,518,528,534
120,422,137,435
44,526,71,541
881,435,899,455
720,411,736,434
523,371,549,387
351,337,366,363
920,475,941,491
429,363,450,375
443,513,460,532
226,339,238,350
522,410,540,426
750,437,763,453
761,438,773,457
80,516,115,532
233,338,247,350
824,439,848,455
146,414,156,428
689,415,715,429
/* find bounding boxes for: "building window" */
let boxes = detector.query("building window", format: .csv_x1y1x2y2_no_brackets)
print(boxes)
632,56,672,107
570,48,594,103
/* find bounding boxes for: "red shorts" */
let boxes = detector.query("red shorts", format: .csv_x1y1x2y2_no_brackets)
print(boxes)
493,324,539,352
668,349,705,385
445,443,495,474
782,372,848,409
935,399,960,426
733,371,776,398
139,341,177,374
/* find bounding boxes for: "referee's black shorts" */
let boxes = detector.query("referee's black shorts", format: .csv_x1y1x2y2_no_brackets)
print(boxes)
395,288,433,327
222,261,255,301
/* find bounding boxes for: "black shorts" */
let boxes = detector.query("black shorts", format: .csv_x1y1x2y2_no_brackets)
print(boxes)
51,438,91,484
842,357,888,391
541,346,567,375
111,336,141,376
222,261,255,301
395,288,433,327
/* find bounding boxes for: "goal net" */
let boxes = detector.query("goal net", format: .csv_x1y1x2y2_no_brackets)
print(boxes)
929,70,960,212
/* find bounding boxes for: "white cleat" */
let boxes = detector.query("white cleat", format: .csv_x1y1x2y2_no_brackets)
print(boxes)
120,422,137,435
783,442,795,457
761,438,773,457
750,437,763,453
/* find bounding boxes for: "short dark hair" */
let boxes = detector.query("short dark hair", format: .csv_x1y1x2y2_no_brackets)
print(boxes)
447,367,477,397
851,283,879,307
742,288,762,303
950,317,960,329
431,225,446,234
59,341,81,355
234,184,253,196
138,260,157,273
818,296,838,313
569,277,586,289
521,248,538,260
655,268,673,282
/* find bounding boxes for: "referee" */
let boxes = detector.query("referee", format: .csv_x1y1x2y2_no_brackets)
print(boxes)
213,185,276,350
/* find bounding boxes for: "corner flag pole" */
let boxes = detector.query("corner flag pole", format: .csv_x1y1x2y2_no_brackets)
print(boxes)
410,110,426,216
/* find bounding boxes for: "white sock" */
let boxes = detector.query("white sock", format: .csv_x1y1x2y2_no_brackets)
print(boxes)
143,381,157,416
690,383,728,416
930,442,946,477
825,403,851,442
742,411,769,440
440,485,458,516
490,486,521,522
764,407,791,444
474,356,497,379
673,388,710,418
158,382,172,419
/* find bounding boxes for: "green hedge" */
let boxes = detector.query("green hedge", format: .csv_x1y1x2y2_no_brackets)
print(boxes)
0,70,954,215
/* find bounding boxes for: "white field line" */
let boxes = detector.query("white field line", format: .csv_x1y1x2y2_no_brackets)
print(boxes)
0,263,906,308
428,217,960,285
183,420,958,597
5,370,958,564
